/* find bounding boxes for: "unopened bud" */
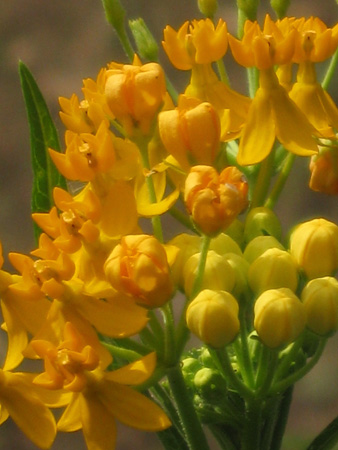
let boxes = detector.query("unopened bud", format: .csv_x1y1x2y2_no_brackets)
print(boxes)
129,18,159,61
198,0,218,18
244,207,282,244
243,235,284,264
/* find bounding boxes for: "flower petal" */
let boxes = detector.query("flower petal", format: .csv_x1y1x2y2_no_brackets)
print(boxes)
105,352,156,385
57,393,82,432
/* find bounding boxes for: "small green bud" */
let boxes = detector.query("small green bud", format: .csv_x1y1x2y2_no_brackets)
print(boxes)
244,207,282,244
270,0,291,18
236,0,259,20
209,233,242,256
129,18,159,61
198,0,218,18
225,219,245,249
101,0,126,32
181,357,202,385
194,368,225,398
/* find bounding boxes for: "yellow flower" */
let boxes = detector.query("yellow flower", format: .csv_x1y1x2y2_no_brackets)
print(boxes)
186,289,240,348
105,57,167,137
59,93,95,134
162,19,228,70
301,277,338,336
32,322,170,450
104,234,174,308
289,218,338,279
158,95,221,169
289,18,338,136
254,288,306,348
184,165,248,235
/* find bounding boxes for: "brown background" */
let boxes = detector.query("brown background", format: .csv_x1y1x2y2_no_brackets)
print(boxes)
1,0,338,448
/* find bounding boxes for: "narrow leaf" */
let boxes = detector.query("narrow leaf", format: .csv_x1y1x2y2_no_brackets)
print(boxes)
18,61,67,242
306,416,338,450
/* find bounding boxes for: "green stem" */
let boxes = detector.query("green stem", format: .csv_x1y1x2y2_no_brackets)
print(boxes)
255,347,279,396
115,24,135,61
137,138,164,242
169,205,197,233
208,424,238,450
242,397,263,450
264,153,296,210
250,149,275,209
322,47,338,90
101,342,141,362
161,303,177,366
272,335,304,383
216,59,230,85
269,338,327,395
167,365,210,450
234,306,255,389
270,386,294,450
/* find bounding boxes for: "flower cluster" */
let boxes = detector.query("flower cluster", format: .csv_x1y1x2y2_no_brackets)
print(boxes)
2,1,338,449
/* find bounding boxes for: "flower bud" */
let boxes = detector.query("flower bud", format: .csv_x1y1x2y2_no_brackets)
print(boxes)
254,288,306,348
209,233,242,256
184,250,235,297
248,248,298,294
105,61,166,136
129,18,159,61
309,148,338,195
193,368,226,399
158,96,221,170
184,165,248,235
197,0,218,18
270,0,290,18
243,235,284,264
169,233,201,288
104,234,173,308
224,253,250,299
289,218,338,279
186,289,240,347
244,207,282,244
301,277,338,336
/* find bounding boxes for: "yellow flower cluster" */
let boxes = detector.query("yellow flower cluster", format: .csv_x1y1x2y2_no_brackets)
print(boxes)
1,8,338,450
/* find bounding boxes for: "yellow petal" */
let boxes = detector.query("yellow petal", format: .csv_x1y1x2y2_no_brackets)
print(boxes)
1,301,27,371
99,380,171,431
137,188,180,217
80,394,117,450
57,393,82,432
1,373,56,449
105,352,156,385
238,88,275,165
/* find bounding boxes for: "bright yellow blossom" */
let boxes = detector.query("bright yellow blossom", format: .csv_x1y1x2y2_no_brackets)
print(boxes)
32,322,170,450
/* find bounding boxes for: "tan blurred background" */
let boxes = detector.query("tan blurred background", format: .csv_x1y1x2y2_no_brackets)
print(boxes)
1,0,338,448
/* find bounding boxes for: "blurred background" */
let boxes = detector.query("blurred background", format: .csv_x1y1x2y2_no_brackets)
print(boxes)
1,0,338,448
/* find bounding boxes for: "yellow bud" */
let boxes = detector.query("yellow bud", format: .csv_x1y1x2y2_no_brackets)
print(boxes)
301,277,338,336
158,95,221,170
254,288,306,348
209,233,242,256
224,253,250,299
248,248,298,294
183,250,235,297
169,233,201,288
104,234,173,308
243,235,284,264
186,289,240,347
105,61,166,136
289,218,338,279
184,165,248,236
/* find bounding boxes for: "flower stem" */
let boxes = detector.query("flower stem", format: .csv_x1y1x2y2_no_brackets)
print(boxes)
322,48,338,90
167,365,210,450
250,149,275,209
265,152,295,210
190,234,211,299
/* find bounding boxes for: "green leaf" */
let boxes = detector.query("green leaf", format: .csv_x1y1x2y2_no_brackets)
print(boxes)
306,416,338,450
18,61,67,242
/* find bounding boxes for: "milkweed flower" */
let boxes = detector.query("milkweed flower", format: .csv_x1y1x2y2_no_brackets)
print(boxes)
105,57,167,137
158,95,221,170
228,15,318,165
184,165,248,235
32,322,171,450
309,145,338,194
104,234,174,308
289,18,338,137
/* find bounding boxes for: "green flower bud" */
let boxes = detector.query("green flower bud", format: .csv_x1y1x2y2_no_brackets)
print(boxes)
129,18,159,61
184,250,235,297
198,0,218,18
193,368,226,399
289,218,338,279
244,207,282,244
243,235,284,264
224,219,245,249
254,288,306,348
182,357,202,385
301,277,338,336
248,248,298,294
186,289,240,348
101,0,126,32
209,233,242,256
237,0,259,20
270,0,291,18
